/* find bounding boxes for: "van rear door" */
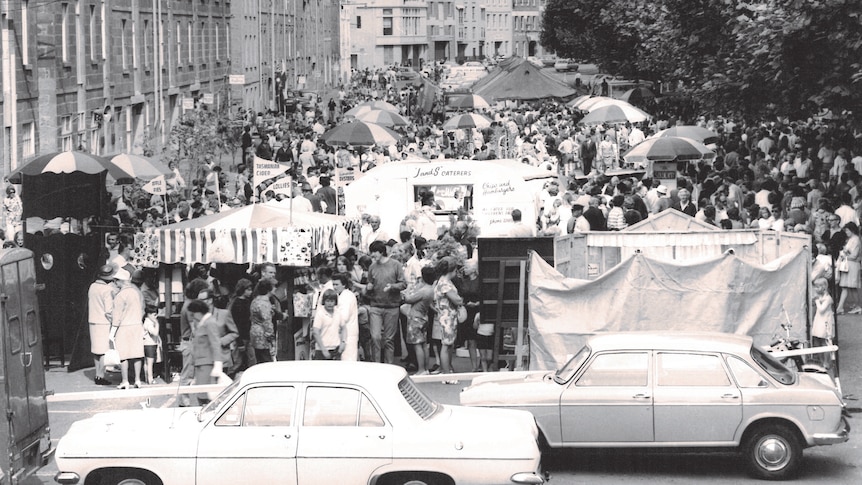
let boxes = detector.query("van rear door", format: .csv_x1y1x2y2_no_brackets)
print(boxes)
1,249,49,467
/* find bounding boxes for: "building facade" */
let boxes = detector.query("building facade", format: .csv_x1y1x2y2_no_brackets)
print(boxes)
512,0,547,59
483,0,511,58
344,0,428,73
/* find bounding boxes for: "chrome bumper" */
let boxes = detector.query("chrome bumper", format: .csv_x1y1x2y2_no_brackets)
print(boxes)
813,416,851,445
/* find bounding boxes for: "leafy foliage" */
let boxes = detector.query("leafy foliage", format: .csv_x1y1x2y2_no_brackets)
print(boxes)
163,107,238,184
541,0,862,118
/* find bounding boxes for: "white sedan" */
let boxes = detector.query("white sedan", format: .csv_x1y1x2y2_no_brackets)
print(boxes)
461,332,849,480
55,361,544,485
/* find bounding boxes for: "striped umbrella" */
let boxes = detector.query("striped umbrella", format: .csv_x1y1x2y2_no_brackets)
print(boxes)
344,100,399,117
355,109,409,128
443,113,492,130
448,94,491,111
109,153,175,181
623,136,716,165
568,95,614,110
578,104,651,125
651,125,720,144
7,150,136,184
321,120,401,147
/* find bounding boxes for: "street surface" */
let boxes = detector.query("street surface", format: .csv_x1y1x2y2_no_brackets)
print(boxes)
29,315,862,484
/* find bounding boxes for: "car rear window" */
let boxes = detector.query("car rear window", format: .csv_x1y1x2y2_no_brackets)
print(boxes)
398,377,439,420
750,346,796,385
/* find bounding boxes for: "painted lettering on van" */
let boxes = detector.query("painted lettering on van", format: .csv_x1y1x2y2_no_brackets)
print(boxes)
413,166,472,178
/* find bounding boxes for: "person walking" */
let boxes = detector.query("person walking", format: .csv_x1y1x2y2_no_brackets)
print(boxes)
365,240,407,363
312,289,346,360
432,256,463,384
88,264,117,386
187,299,223,406
110,268,145,389
249,279,276,364
332,273,360,361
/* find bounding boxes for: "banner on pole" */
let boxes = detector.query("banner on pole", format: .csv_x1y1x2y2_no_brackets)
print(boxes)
141,175,167,195
268,176,294,197
253,156,289,189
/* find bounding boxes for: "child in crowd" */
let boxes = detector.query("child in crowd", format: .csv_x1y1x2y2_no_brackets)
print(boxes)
811,277,835,368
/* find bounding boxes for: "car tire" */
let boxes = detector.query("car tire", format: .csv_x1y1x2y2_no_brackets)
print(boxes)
742,424,802,480
96,469,162,485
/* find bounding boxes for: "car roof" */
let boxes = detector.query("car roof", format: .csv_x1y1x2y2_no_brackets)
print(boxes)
586,332,753,354
238,361,408,387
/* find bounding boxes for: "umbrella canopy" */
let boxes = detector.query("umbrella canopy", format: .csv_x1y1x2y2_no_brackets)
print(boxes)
448,94,491,111
579,104,651,125
7,151,135,184
619,87,656,105
321,120,401,147
108,153,175,181
580,98,641,113
443,113,492,130
569,95,615,111
623,136,716,164
651,125,720,144
344,100,399,117
354,109,409,128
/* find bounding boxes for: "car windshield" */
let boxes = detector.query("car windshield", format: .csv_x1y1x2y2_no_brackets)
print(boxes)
554,345,592,384
398,377,439,420
199,379,242,421
750,345,797,385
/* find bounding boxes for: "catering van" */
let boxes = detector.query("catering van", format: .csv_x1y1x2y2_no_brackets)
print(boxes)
0,248,53,484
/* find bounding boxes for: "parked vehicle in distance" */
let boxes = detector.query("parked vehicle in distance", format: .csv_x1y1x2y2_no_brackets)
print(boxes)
554,59,578,72
394,66,421,81
55,362,545,485
526,56,544,68
461,332,849,480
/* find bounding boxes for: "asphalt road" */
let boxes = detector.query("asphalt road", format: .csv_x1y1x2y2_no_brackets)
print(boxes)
29,316,862,484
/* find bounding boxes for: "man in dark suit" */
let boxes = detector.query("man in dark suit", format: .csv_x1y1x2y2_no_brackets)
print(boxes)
671,188,697,217
580,131,597,175
189,288,238,404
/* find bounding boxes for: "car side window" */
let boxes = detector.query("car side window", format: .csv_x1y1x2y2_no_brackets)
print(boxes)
576,352,648,387
303,387,385,427
217,387,297,427
726,355,769,388
657,353,731,387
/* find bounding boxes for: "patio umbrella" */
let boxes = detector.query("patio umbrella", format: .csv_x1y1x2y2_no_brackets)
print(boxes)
619,87,655,105
321,120,401,147
443,113,492,130
108,153,175,181
623,136,716,165
579,104,651,125
355,109,409,128
580,98,642,113
651,125,720,144
568,95,614,110
344,100,399,117
448,94,491,111
7,150,135,184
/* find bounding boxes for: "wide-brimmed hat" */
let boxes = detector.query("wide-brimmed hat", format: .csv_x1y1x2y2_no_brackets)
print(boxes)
97,264,116,280
114,268,131,281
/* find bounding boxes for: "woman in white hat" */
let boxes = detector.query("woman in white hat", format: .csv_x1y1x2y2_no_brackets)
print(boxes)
111,268,146,389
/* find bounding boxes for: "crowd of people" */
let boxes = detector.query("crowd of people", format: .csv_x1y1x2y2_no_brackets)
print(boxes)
72,62,862,390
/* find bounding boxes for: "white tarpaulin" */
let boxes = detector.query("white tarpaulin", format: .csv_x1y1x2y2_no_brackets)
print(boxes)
527,249,809,370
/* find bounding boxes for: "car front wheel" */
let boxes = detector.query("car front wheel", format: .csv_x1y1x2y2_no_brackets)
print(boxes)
378,471,454,485
742,424,802,480
92,469,162,485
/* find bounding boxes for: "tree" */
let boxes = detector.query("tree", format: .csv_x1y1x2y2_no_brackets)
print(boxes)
163,107,237,186
541,0,862,118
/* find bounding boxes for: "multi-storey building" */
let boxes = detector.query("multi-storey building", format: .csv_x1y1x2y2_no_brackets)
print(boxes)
512,0,547,59
343,0,428,73
426,0,456,63
0,1,340,181
483,0,511,58
455,0,483,61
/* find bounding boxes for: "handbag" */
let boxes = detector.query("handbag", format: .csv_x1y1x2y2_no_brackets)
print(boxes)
837,254,849,272
457,305,468,324
104,340,121,367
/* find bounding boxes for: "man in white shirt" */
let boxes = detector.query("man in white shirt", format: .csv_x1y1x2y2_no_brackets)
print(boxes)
628,124,646,148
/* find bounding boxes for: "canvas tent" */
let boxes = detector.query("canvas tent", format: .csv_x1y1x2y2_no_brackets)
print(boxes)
341,159,557,239
472,57,577,102
138,204,356,267
527,250,810,371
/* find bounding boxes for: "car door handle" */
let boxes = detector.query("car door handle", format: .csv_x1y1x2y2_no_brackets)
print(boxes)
721,393,739,399
632,393,651,399
283,434,292,439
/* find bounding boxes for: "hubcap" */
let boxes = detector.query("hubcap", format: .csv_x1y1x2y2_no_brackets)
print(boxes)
756,436,790,470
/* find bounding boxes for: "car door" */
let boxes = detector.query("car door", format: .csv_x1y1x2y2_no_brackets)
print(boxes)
196,386,298,485
653,352,742,443
560,351,653,443
296,386,392,484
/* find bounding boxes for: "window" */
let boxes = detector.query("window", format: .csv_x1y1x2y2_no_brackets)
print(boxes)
21,122,35,158
132,19,138,68
356,16,361,29
60,116,74,151
176,21,182,65
214,22,220,60
121,19,128,69
657,353,731,387
144,20,151,69
382,11,393,36
727,356,768,388
188,22,193,66
217,387,297,427
62,3,70,62
303,387,385,427
89,5,97,61
101,1,107,60
21,0,30,65
576,352,648,387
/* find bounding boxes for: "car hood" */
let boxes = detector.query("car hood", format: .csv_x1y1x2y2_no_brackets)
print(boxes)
460,371,556,406
56,407,204,459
